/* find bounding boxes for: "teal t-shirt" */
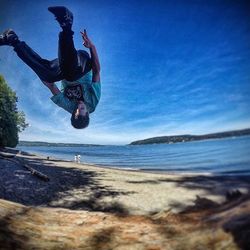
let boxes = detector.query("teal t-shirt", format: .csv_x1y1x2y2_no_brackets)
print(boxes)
51,71,101,114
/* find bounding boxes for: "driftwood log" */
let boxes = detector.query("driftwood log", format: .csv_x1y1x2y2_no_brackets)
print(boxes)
0,195,250,250
0,152,49,181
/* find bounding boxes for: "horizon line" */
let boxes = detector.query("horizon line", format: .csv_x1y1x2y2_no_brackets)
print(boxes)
18,127,250,146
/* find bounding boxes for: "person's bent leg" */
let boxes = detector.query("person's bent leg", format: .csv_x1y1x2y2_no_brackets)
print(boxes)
14,41,63,82
58,30,84,81
48,6,84,81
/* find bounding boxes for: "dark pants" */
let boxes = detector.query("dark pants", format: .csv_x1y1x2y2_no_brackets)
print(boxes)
14,30,91,82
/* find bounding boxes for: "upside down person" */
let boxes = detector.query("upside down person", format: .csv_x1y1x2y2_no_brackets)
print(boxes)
0,6,101,129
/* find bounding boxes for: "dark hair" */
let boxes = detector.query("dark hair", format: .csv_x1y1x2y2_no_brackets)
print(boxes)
71,111,90,129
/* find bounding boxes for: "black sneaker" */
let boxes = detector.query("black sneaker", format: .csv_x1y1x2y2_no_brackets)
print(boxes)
48,6,73,29
0,29,19,46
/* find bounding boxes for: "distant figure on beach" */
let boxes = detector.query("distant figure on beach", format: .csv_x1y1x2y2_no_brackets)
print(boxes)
0,6,101,129
74,154,77,162
77,154,81,163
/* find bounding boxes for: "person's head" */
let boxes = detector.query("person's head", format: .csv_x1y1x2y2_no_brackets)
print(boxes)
71,101,89,129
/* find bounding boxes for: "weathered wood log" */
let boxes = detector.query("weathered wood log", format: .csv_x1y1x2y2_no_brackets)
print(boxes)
0,152,49,181
22,162,50,181
0,152,16,158
0,197,248,250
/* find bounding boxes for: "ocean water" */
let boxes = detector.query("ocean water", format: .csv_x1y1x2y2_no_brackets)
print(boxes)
17,136,250,175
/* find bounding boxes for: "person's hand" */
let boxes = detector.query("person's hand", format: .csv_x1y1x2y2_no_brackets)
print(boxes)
80,29,94,49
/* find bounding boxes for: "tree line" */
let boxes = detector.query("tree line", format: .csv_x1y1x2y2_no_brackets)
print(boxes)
0,75,28,147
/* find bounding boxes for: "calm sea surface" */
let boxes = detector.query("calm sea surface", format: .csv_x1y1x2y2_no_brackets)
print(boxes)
17,136,250,175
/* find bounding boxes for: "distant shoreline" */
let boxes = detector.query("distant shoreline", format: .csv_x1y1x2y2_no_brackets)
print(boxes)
18,141,104,147
130,128,250,145
18,128,250,147
16,135,250,176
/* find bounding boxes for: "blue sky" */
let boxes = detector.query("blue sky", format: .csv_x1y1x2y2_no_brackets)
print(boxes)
0,0,250,145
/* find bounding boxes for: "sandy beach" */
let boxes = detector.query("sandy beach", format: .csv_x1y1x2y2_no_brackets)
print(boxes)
0,148,250,249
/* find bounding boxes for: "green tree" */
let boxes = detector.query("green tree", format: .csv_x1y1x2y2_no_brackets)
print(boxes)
0,75,28,147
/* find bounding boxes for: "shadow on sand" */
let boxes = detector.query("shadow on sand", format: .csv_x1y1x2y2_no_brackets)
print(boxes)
0,154,133,215
127,174,250,250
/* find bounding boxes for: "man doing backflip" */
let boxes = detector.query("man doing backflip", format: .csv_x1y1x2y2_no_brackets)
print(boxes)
0,6,101,129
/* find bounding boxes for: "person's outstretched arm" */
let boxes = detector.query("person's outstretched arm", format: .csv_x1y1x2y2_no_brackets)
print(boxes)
80,29,101,83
